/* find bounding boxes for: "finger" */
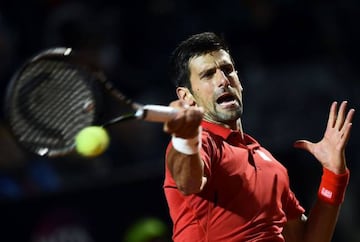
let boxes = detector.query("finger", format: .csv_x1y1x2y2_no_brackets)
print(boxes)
164,100,193,134
163,106,186,134
185,107,203,124
164,107,203,138
340,108,355,134
163,117,183,134
335,101,348,131
164,111,186,134
340,123,353,148
293,140,313,152
180,108,203,138
339,109,355,146
327,101,338,129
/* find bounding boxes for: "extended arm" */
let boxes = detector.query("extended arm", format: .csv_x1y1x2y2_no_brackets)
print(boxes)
164,100,206,195
284,101,355,242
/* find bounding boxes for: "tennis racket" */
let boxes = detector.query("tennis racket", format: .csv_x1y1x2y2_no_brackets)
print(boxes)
4,47,177,158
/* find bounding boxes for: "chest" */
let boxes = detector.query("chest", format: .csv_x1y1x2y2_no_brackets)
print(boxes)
209,142,289,203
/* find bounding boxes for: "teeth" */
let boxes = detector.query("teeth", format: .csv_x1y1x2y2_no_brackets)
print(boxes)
219,99,237,107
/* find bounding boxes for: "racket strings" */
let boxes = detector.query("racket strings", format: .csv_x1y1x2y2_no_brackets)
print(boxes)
10,59,97,156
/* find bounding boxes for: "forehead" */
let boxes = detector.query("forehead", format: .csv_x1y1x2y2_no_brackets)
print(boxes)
189,49,233,72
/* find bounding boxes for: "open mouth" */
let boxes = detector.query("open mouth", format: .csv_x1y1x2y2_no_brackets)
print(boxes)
216,93,238,107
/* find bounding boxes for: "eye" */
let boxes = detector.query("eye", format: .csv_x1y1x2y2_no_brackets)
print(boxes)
202,69,216,79
221,64,235,76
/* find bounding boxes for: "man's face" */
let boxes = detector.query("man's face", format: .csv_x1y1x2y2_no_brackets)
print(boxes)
188,49,243,127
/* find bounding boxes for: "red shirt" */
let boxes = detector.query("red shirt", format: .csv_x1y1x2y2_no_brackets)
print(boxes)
164,120,305,242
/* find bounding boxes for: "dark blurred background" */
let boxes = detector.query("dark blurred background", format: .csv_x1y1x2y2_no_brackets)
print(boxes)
0,0,359,241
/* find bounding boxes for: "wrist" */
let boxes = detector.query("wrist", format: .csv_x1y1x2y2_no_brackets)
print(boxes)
171,127,202,155
318,167,350,206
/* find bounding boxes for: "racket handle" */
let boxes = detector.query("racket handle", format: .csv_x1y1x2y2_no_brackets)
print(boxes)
136,105,178,122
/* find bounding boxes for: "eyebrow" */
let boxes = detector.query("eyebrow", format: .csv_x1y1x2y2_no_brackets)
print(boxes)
198,61,233,77
198,65,215,78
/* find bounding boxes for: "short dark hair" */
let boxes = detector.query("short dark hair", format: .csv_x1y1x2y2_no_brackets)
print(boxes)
169,32,231,88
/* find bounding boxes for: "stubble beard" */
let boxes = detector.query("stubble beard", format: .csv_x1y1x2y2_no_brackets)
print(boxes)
211,103,243,124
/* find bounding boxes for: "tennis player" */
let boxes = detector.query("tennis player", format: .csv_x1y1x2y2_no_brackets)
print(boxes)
163,32,355,241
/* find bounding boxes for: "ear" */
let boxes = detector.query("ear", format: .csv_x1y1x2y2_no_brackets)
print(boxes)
176,87,196,106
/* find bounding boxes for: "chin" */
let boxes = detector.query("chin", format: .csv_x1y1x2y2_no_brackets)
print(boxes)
216,110,241,122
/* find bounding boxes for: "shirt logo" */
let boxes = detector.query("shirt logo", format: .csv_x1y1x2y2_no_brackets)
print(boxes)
255,150,272,161
320,187,333,198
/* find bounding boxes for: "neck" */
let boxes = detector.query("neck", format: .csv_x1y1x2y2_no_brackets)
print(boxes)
226,118,243,132
206,118,244,138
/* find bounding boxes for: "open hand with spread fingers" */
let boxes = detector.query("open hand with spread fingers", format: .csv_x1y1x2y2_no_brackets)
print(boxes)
294,101,355,174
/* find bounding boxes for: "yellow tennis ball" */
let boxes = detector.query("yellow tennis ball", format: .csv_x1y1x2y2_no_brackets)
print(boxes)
75,126,110,157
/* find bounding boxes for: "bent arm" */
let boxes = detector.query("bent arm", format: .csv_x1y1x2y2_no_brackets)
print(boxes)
304,200,342,242
284,200,342,242
286,101,355,242
164,100,206,195
167,147,206,195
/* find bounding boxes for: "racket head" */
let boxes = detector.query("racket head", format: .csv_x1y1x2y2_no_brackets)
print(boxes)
4,47,106,157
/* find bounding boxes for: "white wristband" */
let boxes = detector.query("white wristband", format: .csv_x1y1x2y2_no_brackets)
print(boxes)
171,127,202,155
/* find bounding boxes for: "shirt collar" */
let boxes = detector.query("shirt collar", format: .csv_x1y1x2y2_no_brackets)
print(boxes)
201,120,233,140
201,120,259,148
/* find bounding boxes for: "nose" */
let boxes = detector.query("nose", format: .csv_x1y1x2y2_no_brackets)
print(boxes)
217,69,231,87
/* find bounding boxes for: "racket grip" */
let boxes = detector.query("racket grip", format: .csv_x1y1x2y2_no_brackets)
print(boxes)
136,105,178,122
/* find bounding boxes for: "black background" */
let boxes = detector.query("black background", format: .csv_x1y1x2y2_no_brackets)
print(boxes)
0,0,359,241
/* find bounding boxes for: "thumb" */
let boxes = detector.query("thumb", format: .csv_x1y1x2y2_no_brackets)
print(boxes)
293,139,314,152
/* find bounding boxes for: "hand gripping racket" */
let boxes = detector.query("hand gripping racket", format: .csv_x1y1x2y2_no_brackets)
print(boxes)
4,47,177,157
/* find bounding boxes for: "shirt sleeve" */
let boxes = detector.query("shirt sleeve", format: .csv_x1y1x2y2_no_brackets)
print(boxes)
284,188,306,220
